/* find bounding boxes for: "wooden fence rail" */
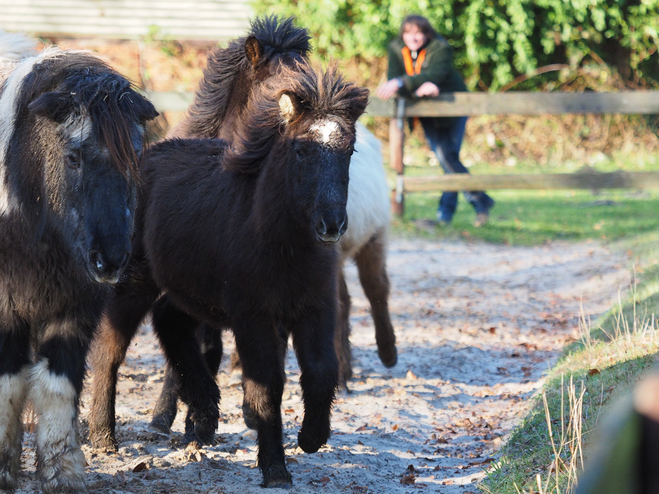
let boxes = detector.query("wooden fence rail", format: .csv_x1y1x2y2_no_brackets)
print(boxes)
373,91,659,216
146,90,659,217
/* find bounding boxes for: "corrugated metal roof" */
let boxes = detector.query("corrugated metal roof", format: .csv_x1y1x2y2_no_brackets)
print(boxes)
0,0,253,40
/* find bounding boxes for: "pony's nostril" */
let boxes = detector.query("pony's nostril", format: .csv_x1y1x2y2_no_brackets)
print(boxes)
316,218,327,236
89,250,106,273
338,217,348,236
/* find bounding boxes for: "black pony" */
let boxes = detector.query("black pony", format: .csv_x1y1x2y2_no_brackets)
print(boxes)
89,15,312,444
0,35,157,493
142,15,395,436
89,63,368,487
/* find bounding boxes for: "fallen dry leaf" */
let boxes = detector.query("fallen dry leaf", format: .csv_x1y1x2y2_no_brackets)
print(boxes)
132,461,149,473
401,465,416,485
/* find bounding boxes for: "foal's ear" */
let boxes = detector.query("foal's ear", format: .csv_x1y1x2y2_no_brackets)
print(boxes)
278,92,303,123
245,35,264,66
29,92,73,124
130,92,159,123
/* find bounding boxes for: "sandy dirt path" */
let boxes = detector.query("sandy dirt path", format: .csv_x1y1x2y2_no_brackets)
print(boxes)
15,238,630,493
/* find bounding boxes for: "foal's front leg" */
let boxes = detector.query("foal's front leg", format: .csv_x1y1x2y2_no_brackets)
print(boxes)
151,321,223,435
291,306,339,454
30,316,96,494
0,318,31,491
151,299,220,445
88,258,159,451
233,316,290,488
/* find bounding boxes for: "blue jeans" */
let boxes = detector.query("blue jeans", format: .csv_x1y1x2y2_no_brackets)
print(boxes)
421,117,494,222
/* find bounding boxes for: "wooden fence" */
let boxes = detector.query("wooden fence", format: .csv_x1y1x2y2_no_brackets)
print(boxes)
366,91,659,216
148,90,659,217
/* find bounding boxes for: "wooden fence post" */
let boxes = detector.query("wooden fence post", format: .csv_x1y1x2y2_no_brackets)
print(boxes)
390,98,406,217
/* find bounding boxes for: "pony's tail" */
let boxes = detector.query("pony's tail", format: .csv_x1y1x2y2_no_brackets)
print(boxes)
0,30,37,63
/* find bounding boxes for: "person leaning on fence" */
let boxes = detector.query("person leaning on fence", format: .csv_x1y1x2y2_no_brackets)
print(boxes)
376,14,495,227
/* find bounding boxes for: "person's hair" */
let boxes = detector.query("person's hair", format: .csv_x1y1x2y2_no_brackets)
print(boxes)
399,15,438,40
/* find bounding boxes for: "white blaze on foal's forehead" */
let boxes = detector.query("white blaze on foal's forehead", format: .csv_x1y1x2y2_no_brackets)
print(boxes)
310,119,340,145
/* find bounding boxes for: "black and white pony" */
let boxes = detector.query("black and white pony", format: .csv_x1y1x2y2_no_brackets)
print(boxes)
0,32,157,493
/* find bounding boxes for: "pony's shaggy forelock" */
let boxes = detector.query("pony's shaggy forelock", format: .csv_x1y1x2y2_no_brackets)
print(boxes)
224,63,369,174
27,53,150,178
182,16,310,138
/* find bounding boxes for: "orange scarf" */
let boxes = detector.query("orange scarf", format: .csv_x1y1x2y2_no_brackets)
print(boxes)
402,46,426,76
401,46,426,129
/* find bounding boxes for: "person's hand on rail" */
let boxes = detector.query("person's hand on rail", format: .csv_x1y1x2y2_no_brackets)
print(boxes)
376,78,403,100
415,81,440,97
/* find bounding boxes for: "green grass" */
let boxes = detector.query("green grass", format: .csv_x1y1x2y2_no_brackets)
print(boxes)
392,188,659,246
388,146,659,246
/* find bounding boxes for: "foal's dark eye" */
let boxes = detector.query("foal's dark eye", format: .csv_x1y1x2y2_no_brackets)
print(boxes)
66,153,80,168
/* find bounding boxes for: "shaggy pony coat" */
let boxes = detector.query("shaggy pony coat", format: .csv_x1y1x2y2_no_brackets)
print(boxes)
159,15,395,427
90,64,369,487
0,32,156,493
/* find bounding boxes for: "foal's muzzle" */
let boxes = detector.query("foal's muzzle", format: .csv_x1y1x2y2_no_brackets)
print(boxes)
87,249,130,284
315,213,348,244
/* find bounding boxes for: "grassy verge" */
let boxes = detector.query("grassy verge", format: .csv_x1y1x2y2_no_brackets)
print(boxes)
479,229,659,493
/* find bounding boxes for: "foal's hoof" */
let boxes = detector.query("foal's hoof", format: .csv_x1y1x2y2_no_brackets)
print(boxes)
148,415,172,436
40,474,86,494
261,465,293,489
298,429,328,454
185,415,215,445
185,423,214,446
378,344,398,368
186,403,218,445
88,431,118,453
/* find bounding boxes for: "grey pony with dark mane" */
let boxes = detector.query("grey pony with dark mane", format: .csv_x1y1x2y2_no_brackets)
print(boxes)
90,62,369,487
0,32,157,493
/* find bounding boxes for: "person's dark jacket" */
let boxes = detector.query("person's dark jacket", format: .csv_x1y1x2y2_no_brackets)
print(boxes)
387,35,467,129
387,35,467,96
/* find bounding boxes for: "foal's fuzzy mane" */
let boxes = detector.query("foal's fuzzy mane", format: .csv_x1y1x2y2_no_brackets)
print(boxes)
23,52,155,178
183,16,311,138
224,63,369,174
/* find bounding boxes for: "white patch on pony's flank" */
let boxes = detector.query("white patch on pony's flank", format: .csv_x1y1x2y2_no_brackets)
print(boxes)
0,367,29,489
310,120,340,145
339,122,391,259
0,46,62,217
28,359,86,493
0,30,37,63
